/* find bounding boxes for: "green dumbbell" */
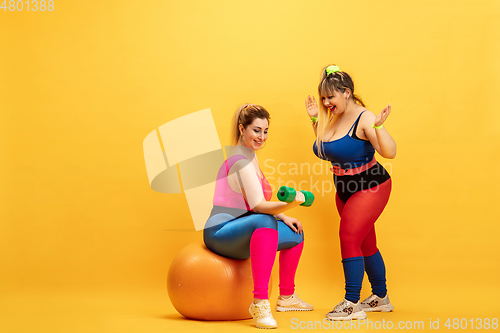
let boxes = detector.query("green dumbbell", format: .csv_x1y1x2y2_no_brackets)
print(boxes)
277,186,315,207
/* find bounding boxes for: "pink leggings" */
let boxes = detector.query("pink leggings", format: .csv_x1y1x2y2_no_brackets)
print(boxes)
250,228,304,299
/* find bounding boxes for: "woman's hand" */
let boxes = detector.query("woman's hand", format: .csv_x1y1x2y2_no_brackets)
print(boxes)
305,95,319,118
294,190,305,205
373,103,391,127
364,105,397,159
281,215,303,235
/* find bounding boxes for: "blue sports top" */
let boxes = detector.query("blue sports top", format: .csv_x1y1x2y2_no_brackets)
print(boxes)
313,111,375,169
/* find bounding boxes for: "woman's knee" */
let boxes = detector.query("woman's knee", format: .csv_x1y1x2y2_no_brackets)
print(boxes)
339,227,354,244
276,220,304,250
360,238,378,257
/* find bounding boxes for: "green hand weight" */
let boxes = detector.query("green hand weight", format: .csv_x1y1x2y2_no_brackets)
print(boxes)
300,190,315,207
277,186,314,207
277,186,296,203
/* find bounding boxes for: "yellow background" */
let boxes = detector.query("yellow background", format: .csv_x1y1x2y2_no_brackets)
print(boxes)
1,0,499,332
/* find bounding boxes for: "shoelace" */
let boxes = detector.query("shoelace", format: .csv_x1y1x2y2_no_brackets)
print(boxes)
331,300,349,313
281,294,298,302
293,294,305,303
295,295,312,306
253,302,272,319
363,294,378,303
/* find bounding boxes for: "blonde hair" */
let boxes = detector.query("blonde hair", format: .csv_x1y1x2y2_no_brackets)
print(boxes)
231,104,271,145
315,65,365,158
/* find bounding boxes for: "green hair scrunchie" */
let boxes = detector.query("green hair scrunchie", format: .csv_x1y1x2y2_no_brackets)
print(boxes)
325,65,340,76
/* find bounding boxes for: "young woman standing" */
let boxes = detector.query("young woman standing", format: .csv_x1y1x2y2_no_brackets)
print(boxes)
305,65,396,321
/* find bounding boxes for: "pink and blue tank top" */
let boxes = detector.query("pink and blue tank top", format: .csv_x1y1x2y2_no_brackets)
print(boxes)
212,154,272,211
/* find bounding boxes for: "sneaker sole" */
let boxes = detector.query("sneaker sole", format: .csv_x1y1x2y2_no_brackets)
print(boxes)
251,317,278,329
275,306,313,312
326,310,367,321
249,308,277,329
255,325,277,329
362,304,394,312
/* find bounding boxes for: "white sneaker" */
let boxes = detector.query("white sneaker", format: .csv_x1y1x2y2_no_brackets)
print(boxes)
326,299,367,321
360,294,394,312
249,300,277,329
276,294,313,312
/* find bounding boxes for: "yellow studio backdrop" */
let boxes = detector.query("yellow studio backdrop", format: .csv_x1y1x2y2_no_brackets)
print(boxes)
1,0,499,332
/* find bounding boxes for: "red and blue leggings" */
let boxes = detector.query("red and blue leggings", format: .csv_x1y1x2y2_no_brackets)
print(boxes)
335,171,392,303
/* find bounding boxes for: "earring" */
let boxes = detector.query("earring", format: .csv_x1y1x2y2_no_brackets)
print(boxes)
260,141,267,150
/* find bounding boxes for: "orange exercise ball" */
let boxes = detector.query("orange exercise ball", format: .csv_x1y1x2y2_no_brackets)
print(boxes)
167,241,271,321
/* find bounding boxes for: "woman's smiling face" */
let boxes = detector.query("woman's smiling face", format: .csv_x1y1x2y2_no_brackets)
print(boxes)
240,118,268,150
322,90,347,115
